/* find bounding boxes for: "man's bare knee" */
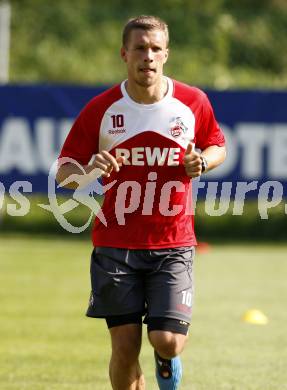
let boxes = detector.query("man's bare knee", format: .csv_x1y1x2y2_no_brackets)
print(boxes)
109,324,144,389
148,330,188,359
110,324,142,364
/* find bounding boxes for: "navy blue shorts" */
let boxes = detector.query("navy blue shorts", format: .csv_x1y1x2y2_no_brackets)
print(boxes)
86,246,195,325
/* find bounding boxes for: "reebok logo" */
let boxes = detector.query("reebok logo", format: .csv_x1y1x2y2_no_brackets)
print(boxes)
108,128,126,135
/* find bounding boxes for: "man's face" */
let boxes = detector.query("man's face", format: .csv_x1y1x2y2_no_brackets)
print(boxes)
121,28,169,87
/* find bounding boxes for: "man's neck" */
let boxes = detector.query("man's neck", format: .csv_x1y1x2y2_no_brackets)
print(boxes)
125,77,168,104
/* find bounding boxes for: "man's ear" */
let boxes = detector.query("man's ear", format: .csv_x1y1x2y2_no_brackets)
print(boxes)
121,46,127,62
163,48,169,64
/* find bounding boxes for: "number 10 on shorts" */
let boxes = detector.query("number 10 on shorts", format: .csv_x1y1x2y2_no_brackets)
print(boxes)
181,290,192,307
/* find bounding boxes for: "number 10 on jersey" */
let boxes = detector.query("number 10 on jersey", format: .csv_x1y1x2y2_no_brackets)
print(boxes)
111,114,124,128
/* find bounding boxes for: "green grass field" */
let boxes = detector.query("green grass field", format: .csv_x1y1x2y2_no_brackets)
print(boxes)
0,237,287,390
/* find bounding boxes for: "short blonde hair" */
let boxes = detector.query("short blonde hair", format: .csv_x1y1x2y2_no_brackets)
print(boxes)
122,15,169,48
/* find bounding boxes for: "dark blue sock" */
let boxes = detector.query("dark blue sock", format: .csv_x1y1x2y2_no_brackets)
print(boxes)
154,351,182,390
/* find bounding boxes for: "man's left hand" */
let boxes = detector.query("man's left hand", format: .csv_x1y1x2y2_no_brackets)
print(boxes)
183,143,202,178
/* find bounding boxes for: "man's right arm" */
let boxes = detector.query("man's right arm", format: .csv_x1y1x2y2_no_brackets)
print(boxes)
56,152,125,190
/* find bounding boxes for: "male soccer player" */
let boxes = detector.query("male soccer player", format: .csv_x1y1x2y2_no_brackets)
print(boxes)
57,15,226,390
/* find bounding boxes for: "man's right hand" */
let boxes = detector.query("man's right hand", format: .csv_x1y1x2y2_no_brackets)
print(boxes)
56,151,125,189
93,150,125,178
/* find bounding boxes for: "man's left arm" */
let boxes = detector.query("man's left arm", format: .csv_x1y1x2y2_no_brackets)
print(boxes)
183,144,226,178
201,145,226,173
184,89,227,178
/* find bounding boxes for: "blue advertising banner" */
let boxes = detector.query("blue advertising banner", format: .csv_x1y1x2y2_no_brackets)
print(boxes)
0,84,287,199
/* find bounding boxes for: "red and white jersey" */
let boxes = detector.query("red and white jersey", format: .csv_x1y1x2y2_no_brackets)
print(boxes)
59,78,225,249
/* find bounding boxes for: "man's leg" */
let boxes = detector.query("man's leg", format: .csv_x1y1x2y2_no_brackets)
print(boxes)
148,328,188,390
86,248,146,388
109,323,145,390
144,246,194,389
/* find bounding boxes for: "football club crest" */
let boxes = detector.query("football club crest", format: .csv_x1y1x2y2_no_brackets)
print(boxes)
169,117,188,138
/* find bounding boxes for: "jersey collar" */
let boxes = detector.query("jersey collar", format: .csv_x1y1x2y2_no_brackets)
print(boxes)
121,77,173,110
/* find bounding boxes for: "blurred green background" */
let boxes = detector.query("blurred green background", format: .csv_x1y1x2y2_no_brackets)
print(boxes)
10,0,287,88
